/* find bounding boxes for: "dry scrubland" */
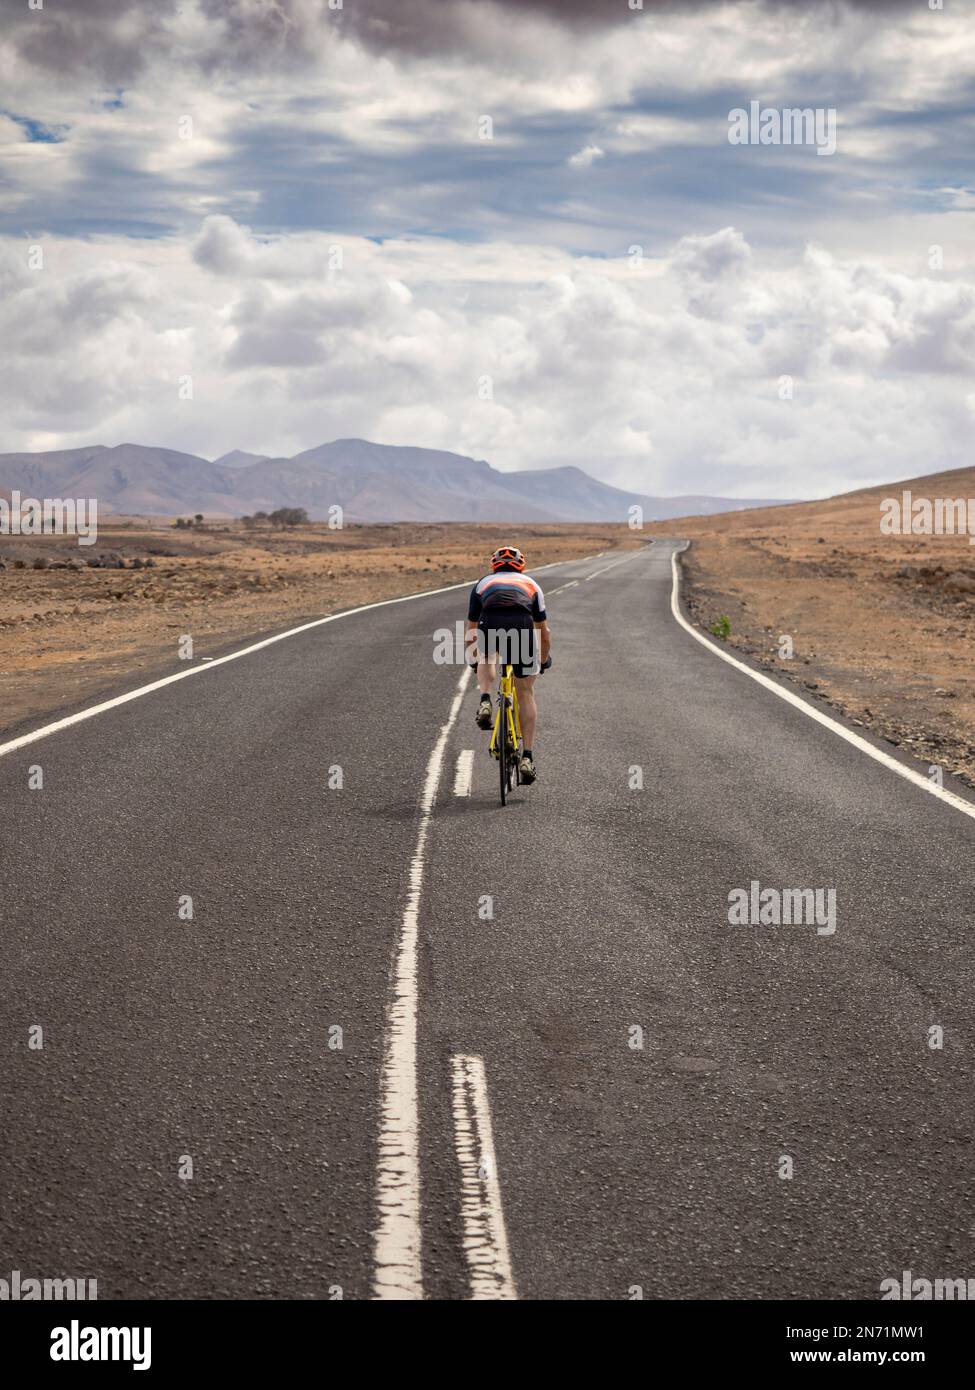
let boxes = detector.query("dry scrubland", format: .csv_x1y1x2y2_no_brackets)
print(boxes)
4,475,973,791
0,521,639,735
650,466,975,788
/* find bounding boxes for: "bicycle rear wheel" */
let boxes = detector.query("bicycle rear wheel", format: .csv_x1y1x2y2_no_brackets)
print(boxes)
498,698,508,805
505,709,518,797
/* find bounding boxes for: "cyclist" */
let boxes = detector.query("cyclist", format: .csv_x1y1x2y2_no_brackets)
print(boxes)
466,545,551,784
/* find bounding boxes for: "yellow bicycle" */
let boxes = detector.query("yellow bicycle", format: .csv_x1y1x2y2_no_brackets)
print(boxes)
488,663,522,805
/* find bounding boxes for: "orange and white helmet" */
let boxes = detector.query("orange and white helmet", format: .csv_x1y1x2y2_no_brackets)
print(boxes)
490,545,526,572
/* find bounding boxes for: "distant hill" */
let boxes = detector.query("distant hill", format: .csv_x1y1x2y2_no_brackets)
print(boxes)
655,462,975,537
212,450,269,468
0,438,792,522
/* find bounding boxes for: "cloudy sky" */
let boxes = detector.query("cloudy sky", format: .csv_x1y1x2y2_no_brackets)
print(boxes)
1,0,973,498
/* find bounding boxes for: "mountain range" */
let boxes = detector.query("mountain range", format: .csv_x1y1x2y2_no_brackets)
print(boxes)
0,439,792,523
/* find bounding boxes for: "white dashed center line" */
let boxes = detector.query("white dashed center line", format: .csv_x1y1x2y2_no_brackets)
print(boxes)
453,749,475,796
585,552,642,582
373,666,471,1299
450,1054,517,1300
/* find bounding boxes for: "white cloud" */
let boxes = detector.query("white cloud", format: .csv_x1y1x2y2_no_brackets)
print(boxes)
568,144,605,169
1,218,972,501
1,2,974,500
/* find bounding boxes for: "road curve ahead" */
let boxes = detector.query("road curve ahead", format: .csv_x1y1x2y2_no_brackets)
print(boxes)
1,540,973,1300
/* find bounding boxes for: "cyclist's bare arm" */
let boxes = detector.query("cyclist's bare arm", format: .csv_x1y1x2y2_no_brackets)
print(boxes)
535,620,551,663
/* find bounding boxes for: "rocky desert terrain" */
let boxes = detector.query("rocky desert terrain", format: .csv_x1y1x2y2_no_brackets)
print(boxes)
652,465,975,789
0,520,638,736
5,468,975,796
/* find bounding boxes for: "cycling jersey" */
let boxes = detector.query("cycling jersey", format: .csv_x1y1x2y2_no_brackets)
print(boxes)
468,571,547,623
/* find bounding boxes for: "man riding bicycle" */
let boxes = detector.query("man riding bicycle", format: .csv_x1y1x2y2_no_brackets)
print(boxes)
466,545,551,785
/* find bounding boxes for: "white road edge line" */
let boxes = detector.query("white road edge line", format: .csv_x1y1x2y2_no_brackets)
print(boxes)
0,553,609,767
453,749,475,797
669,547,975,825
0,551,624,761
450,1054,517,1300
0,577,474,760
373,665,471,1299
585,551,643,582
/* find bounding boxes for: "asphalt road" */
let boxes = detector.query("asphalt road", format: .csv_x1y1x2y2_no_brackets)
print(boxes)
1,539,973,1300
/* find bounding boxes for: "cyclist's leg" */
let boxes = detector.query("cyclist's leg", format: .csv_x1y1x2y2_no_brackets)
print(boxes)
513,674,537,749
476,661,496,695
512,620,539,750
475,621,497,695
474,622,498,728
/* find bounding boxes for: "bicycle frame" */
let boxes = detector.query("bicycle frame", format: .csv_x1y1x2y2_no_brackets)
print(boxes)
488,664,521,760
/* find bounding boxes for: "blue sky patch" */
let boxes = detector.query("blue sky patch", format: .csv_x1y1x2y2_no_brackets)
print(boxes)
2,112,69,143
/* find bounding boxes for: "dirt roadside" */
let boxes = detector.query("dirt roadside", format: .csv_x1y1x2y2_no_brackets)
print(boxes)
650,468,975,790
0,520,638,737
7,486,974,789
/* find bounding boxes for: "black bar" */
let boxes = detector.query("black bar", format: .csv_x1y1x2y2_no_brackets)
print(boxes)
1,1298,970,1374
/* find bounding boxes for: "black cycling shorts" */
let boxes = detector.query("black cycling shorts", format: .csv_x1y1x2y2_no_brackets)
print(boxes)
475,617,538,677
